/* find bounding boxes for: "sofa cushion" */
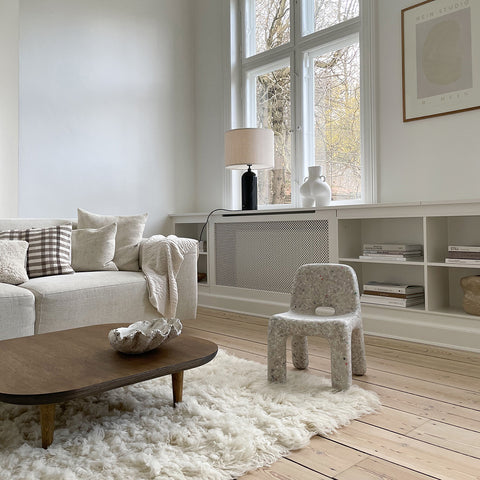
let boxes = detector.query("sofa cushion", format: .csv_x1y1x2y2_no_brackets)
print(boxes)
71,223,118,272
77,209,148,272
0,225,74,278
0,283,35,339
0,240,29,285
21,271,159,334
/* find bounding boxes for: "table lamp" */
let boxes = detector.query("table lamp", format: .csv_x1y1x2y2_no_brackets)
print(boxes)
225,128,274,210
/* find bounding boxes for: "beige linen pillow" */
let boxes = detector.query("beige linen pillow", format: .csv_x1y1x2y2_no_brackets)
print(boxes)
77,208,148,271
71,223,118,272
0,240,29,285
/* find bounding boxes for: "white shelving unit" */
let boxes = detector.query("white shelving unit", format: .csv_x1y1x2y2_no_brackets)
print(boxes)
170,213,209,286
170,201,480,351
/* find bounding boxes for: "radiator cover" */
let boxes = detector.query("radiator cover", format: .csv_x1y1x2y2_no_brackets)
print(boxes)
215,219,330,293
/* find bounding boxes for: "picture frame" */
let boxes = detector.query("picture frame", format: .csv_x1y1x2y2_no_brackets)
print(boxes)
402,0,480,122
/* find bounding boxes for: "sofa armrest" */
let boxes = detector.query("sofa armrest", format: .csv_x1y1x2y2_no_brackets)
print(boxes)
175,244,198,320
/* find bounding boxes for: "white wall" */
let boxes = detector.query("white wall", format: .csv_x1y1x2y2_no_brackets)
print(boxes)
18,0,195,234
192,0,229,212
0,0,19,217
377,0,480,204
7,0,480,225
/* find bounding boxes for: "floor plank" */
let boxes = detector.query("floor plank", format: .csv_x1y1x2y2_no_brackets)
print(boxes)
335,457,439,480
286,436,368,477
238,458,330,479
330,421,480,480
407,420,480,458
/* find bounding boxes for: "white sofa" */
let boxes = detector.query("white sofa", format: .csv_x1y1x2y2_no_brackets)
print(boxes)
0,218,198,340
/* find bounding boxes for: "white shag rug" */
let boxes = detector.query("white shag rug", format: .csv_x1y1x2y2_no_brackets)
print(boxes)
0,349,379,480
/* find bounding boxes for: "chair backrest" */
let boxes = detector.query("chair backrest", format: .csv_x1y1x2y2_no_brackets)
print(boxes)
290,263,360,315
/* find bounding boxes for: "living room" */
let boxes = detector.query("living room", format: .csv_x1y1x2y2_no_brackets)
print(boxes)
0,0,479,479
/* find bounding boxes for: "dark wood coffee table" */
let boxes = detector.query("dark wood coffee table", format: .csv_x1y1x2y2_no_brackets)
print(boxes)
0,323,218,448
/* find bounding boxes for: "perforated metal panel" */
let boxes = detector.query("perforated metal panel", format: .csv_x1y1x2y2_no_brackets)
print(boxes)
215,219,330,292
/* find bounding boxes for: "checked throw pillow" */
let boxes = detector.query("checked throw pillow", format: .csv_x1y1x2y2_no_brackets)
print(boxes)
0,224,74,278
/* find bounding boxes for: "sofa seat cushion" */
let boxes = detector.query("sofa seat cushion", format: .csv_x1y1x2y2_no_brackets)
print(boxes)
21,271,159,334
0,283,35,339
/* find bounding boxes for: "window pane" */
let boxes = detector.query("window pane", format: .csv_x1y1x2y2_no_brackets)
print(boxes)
255,66,292,205
312,42,360,201
303,0,359,36
251,0,290,56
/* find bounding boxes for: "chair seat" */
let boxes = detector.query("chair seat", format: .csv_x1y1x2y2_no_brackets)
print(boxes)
272,310,358,325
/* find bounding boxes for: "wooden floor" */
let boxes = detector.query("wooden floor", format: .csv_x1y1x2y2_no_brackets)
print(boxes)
183,307,480,480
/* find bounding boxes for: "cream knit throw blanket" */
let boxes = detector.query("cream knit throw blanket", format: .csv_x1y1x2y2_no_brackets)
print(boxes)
141,235,197,318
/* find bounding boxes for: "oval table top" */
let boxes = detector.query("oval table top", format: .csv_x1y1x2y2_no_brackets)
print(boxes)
0,323,218,405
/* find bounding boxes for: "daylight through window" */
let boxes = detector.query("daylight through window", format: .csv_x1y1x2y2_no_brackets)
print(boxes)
237,0,373,207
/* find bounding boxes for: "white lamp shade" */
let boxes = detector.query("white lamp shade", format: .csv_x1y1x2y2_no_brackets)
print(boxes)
225,128,274,170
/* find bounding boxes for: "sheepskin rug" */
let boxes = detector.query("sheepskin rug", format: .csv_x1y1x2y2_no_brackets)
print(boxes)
0,350,379,480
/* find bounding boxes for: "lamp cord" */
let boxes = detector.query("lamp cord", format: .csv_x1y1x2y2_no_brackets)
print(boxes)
198,208,236,242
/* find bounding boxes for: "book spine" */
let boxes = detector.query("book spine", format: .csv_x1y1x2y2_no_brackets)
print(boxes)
362,290,424,299
363,244,422,252
360,255,408,261
448,245,480,252
363,284,408,294
363,250,422,255
446,251,480,259
361,295,424,307
445,258,480,265
363,284,424,294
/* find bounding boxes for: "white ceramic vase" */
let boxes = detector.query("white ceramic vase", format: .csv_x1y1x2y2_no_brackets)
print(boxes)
299,166,331,207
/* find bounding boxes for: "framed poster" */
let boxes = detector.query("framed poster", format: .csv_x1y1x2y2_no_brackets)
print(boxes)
402,0,480,121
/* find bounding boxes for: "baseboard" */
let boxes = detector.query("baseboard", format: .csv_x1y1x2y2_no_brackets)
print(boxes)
198,287,480,352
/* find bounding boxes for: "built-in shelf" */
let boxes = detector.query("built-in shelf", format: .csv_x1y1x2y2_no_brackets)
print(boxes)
428,262,480,268
170,201,480,351
361,302,426,312
169,213,209,286
340,257,425,265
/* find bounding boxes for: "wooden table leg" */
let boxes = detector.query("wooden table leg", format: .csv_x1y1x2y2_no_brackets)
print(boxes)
172,371,184,407
39,404,56,449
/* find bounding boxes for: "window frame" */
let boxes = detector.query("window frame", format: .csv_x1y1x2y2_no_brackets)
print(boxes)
228,0,376,209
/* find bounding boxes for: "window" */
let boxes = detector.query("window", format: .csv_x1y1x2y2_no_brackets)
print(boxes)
232,0,375,208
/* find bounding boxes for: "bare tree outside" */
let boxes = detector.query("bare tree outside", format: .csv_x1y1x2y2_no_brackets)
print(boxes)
254,0,290,54
314,42,361,201
251,0,360,205
311,0,359,33
256,67,292,205
253,0,292,205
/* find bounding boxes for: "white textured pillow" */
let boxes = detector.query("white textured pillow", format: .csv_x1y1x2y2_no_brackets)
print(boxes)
71,223,118,272
0,240,29,285
77,208,148,271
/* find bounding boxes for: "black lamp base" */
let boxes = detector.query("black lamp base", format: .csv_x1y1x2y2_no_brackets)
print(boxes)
241,165,257,210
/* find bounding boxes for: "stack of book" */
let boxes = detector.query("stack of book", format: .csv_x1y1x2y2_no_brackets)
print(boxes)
360,243,423,261
445,246,480,265
361,281,425,307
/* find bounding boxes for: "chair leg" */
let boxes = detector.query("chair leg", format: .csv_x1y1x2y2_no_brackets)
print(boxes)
351,325,367,376
329,329,352,391
267,323,288,383
292,335,309,370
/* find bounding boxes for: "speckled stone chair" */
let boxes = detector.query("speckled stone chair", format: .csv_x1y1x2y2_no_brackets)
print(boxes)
267,263,367,390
